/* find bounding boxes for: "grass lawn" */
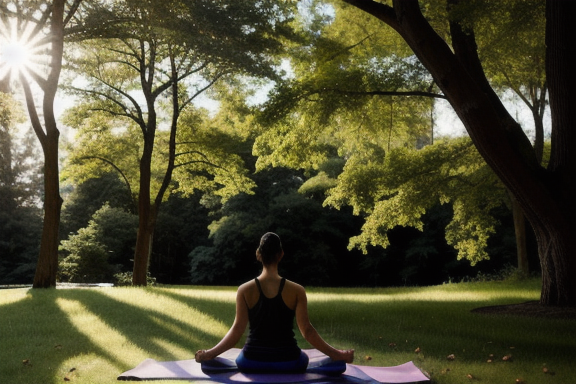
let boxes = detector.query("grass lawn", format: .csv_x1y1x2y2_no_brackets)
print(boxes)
1,278,574,384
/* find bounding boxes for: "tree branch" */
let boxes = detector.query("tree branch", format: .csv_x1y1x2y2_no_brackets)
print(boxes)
341,0,400,32
319,88,447,99
19,73,46,149
63,0,82,27
76,155,137,211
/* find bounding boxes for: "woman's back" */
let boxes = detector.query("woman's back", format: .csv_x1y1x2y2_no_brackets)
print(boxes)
242,276,299,310
241,277,301,362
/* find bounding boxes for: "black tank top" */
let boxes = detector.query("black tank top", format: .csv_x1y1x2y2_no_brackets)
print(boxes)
243,278,301,362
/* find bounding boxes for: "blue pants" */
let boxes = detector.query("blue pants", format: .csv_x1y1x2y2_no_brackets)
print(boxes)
235,349,309,373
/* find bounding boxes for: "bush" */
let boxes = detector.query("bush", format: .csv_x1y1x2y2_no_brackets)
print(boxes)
58,226,117,283
113,271,157,286
58,204,137,283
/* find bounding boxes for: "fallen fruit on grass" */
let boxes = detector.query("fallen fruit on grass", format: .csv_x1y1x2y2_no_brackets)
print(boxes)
502,354,513,361
22,359,31,366
364,356,372,361
415,347,421,353
487,359,493,363
515,379,525,384
466,374,474,380
447,354,455,360
388,342,396,347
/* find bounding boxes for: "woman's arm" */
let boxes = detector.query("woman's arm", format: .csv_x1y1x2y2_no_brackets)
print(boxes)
195,285,249,362
294,285,354,363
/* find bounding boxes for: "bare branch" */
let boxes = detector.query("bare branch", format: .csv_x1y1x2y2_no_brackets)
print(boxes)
181,71,227,111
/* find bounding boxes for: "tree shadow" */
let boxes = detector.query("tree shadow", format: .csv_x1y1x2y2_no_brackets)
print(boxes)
0,287,225,384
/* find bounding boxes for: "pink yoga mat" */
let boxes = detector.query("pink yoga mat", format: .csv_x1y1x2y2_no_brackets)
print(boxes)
117,348,429,383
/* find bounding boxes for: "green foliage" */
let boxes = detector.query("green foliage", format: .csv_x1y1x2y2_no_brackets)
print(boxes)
256,1,435,163
58,204,138,283
0,204,42,284
172,108,256,202
151,192,212,284
113,271,156,287
60,173,135,238
326,138,507,264
189,167,365,286
0,93,43,285
87,204,138,270
58,226,116,284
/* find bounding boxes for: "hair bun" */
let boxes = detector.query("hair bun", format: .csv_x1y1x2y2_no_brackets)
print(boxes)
258,232,282,265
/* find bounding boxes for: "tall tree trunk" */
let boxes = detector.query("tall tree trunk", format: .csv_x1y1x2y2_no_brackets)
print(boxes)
132,139,155,286
132,52,180,286
17,0,66,288
33,133,63,287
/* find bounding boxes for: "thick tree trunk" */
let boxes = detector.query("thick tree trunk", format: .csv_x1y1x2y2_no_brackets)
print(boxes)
26,0,65,288
132,142,156,286
343,0,576,305
540,0,576,306
33,134,63,288
132,214,155,286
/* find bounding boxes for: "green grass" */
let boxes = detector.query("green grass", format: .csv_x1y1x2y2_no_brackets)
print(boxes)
1,279,574,384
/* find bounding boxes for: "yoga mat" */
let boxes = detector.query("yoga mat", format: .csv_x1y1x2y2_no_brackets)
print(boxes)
118,348,429,383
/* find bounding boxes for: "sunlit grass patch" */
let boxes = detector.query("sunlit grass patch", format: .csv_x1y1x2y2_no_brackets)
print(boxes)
55,297,147,367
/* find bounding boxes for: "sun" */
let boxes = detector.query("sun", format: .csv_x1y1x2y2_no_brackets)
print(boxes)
0,16,48,82
1,40,33,69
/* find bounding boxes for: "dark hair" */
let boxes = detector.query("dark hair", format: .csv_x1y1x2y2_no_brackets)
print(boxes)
257,232,283,266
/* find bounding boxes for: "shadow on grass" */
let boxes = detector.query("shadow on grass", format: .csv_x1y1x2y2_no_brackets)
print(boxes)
0,288,227,384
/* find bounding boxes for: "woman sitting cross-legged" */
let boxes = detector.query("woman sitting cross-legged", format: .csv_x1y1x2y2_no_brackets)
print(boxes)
194,232,354,373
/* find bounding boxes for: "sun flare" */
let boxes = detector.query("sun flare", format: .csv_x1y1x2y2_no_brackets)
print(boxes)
1,41,33,68
0,16,48,81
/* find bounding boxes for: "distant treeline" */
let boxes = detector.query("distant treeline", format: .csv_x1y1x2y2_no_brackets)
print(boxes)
1,167,539,287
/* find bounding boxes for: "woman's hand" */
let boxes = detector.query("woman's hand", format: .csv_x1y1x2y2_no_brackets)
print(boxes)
195,349,211,362
332,349,354,363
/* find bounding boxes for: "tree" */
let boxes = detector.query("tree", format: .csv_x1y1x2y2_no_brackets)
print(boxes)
0,0,82,288
63,0,297,285
340,0,575,306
